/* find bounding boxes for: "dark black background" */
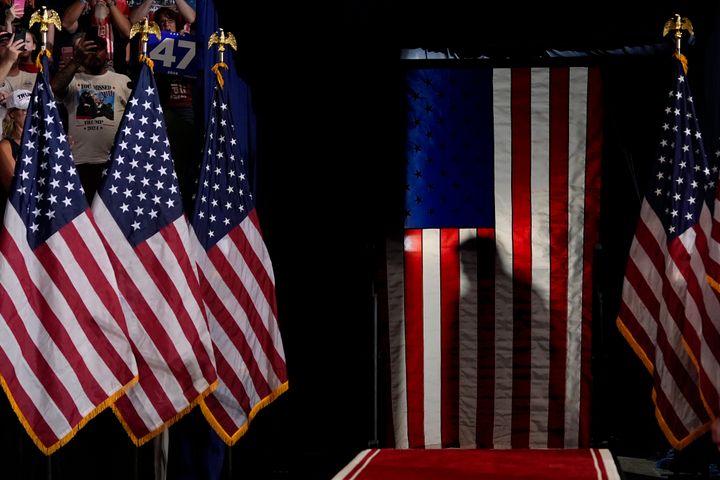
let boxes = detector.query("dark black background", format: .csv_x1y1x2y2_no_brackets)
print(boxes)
226,2,720,478
4,1,720,479
231,2,720,478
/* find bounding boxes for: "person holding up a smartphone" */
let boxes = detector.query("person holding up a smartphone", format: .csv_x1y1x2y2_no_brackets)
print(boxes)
60,0,131,74
0,27,34,92
12,26,36,73
51,28,132,199
11,0,23,19
0,31,31,138
129,0,195,28
2,1,21,33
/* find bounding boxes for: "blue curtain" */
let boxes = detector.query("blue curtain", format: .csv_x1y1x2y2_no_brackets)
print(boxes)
195,0,257,194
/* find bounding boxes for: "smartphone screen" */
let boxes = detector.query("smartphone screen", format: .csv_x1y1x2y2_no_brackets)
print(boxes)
13,0,24,19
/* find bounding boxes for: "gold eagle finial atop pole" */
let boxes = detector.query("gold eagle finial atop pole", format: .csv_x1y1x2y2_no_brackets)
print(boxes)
207,29,237,89
663,14,694,56
207,28,237,65
129,17,161,69
29,6,61,69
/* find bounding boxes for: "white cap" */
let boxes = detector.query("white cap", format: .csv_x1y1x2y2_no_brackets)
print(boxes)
7,89,31,110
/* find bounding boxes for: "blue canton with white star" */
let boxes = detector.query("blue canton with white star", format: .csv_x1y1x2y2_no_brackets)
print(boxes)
97,64,183,247
647,59,716,240
10,72,88,249
404,68,495,229
191,82,254,251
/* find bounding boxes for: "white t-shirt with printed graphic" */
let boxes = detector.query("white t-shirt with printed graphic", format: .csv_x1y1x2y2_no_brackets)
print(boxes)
62,71,131,165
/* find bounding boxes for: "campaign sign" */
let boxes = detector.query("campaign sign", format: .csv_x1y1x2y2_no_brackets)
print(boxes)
147,31,198,78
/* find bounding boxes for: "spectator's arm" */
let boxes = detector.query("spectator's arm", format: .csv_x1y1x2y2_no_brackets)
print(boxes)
0,139,15,192
0,35,22,84
3,5,17,33
51,60,80,98
51,42,87,98
45,24,56,54
129,0,153,25
62,0,87,34
175,0,195,24
105,0,131,38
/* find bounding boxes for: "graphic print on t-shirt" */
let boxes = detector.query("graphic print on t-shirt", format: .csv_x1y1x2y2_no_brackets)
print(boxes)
76,86,115,121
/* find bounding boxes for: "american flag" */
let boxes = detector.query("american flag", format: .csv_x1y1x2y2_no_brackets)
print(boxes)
192,77,288,444
0,71,138,453
618,57,718,448
91,63,218,444
384,67,602,448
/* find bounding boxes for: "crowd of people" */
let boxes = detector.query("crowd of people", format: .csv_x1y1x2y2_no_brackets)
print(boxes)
0,1,226,477
0,0,199,205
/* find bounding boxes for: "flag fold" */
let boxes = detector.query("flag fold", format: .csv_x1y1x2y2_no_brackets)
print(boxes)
192,71,288,444
618,57,719,449
0,69,138,454
92,63,218,445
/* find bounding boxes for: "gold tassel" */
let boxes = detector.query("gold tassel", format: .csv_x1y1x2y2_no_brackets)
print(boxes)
674,51,688,74
35,48,52,72
139,54,155,72
211,62,228,89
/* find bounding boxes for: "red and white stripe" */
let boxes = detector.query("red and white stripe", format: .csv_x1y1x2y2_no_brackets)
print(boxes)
385,67,601,449
195,209,288,444
701,188,720,411
619,196,717,448
0,207,138,453
93,198,217,444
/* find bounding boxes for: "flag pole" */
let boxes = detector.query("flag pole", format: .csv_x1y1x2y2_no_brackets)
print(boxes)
662,13,694,73
207,30,239,479
370,264,379,449
129,16,161,70
28,6,61,73
128,20,163,480
207,28,237,89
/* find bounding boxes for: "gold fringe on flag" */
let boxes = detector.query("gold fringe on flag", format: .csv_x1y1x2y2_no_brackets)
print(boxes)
707,274,720,293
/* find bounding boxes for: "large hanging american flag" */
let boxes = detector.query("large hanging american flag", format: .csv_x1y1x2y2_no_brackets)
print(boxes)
618,57,718,449
91,63,218,444
192,72,288,444
384,67,602,448
0,70,138,453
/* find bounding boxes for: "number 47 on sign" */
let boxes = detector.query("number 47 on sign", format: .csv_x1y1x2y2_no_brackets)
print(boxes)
147,30,198,78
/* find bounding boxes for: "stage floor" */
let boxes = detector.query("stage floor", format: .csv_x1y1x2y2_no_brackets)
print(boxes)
333,448,621,480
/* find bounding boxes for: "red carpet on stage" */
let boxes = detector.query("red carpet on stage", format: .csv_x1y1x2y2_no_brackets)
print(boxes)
333,448,621,480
